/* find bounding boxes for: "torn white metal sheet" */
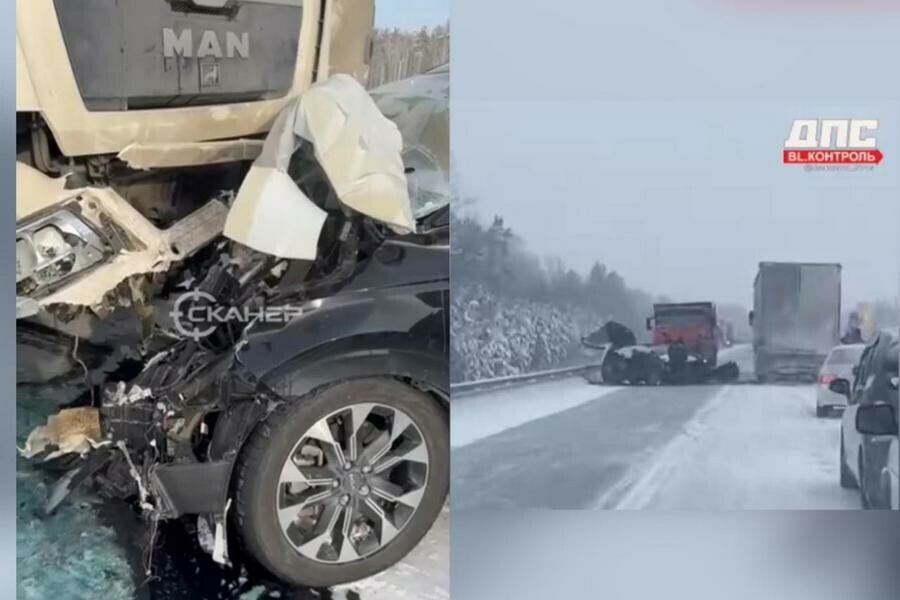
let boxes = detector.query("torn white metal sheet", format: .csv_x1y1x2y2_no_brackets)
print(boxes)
225,74,413,257
224,167,327,260
117,139,265,170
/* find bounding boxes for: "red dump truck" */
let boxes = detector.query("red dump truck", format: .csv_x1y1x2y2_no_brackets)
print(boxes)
647,302,720,366
583,302,737,385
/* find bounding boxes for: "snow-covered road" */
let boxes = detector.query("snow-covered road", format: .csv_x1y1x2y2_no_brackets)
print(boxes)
610,384,858,509
452,346,859,510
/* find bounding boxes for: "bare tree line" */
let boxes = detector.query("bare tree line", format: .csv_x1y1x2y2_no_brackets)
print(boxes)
367,22,450,88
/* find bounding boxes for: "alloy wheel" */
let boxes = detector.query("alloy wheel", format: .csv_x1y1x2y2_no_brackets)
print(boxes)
274,403,429,563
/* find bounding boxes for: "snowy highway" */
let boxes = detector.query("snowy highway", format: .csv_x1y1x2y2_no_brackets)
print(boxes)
451,345,860,510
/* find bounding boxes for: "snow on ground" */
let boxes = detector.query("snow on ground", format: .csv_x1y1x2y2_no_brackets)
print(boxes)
452,384,718,509
336,505,449,600
452,340,858,511
451,378,621,448
612,384,859,510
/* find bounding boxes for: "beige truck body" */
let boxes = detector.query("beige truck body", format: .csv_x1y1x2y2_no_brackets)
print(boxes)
16,0,374,157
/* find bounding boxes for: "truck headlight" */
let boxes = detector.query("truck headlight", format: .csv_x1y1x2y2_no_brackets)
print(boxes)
16,209,111,298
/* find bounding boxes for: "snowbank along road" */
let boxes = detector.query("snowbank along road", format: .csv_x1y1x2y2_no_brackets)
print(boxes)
451,345,859,510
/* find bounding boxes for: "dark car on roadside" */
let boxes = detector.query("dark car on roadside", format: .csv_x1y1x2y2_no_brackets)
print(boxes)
831,329,899,508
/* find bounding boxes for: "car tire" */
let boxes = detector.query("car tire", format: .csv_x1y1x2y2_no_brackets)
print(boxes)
601,354,627,385
644,363,664,386
840,434,857,489
232,378,449,588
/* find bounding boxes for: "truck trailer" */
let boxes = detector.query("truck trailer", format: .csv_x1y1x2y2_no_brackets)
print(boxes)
750,262,842,382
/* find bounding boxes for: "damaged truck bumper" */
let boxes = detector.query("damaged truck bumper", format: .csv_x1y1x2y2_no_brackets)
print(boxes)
19,69,449,585
16,162,227,319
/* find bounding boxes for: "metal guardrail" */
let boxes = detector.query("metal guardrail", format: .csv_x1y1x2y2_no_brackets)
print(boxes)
451,364,601,396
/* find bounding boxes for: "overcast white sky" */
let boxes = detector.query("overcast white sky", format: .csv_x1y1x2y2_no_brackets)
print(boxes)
453,0,900,308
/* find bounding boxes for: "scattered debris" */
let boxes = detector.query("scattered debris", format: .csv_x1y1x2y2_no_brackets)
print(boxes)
22,407,102,459
582,322,740,385
115,440,154,513
18,69,449,591
103,381,153,406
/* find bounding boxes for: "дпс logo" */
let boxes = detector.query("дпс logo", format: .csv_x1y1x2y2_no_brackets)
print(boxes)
783,119,883,165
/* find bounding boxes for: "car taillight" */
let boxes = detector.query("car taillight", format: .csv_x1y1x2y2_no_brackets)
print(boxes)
819,374,835,386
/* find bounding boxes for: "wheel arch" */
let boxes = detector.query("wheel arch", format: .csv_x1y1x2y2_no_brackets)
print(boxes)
192,336,448,523
258,333,449,407
225,371,449,586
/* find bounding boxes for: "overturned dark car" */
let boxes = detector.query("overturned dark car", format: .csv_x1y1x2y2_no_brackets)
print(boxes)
17,70,450,588
581,321,739,386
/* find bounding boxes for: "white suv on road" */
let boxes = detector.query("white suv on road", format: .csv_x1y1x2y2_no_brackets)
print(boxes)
816,344,865,418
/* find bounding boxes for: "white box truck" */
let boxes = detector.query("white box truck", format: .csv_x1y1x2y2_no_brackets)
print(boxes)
750,262,842,382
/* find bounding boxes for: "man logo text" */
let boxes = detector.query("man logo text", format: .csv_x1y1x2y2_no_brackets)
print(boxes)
163,28,250,59
783,119,882,165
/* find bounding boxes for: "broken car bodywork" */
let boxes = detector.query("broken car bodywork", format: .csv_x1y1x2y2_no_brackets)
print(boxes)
16,0,378,322
16,162,228,319
21,67,451,573
23,223,449,563
582,321,740,385
18,74,421,318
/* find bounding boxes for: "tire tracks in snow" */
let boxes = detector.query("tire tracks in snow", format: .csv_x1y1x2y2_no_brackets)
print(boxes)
597,386,732,509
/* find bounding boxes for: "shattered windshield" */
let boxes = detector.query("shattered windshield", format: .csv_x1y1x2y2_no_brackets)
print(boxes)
371,65,450,220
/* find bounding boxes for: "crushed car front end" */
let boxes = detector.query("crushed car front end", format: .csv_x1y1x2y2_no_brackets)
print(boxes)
20,66,451,588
